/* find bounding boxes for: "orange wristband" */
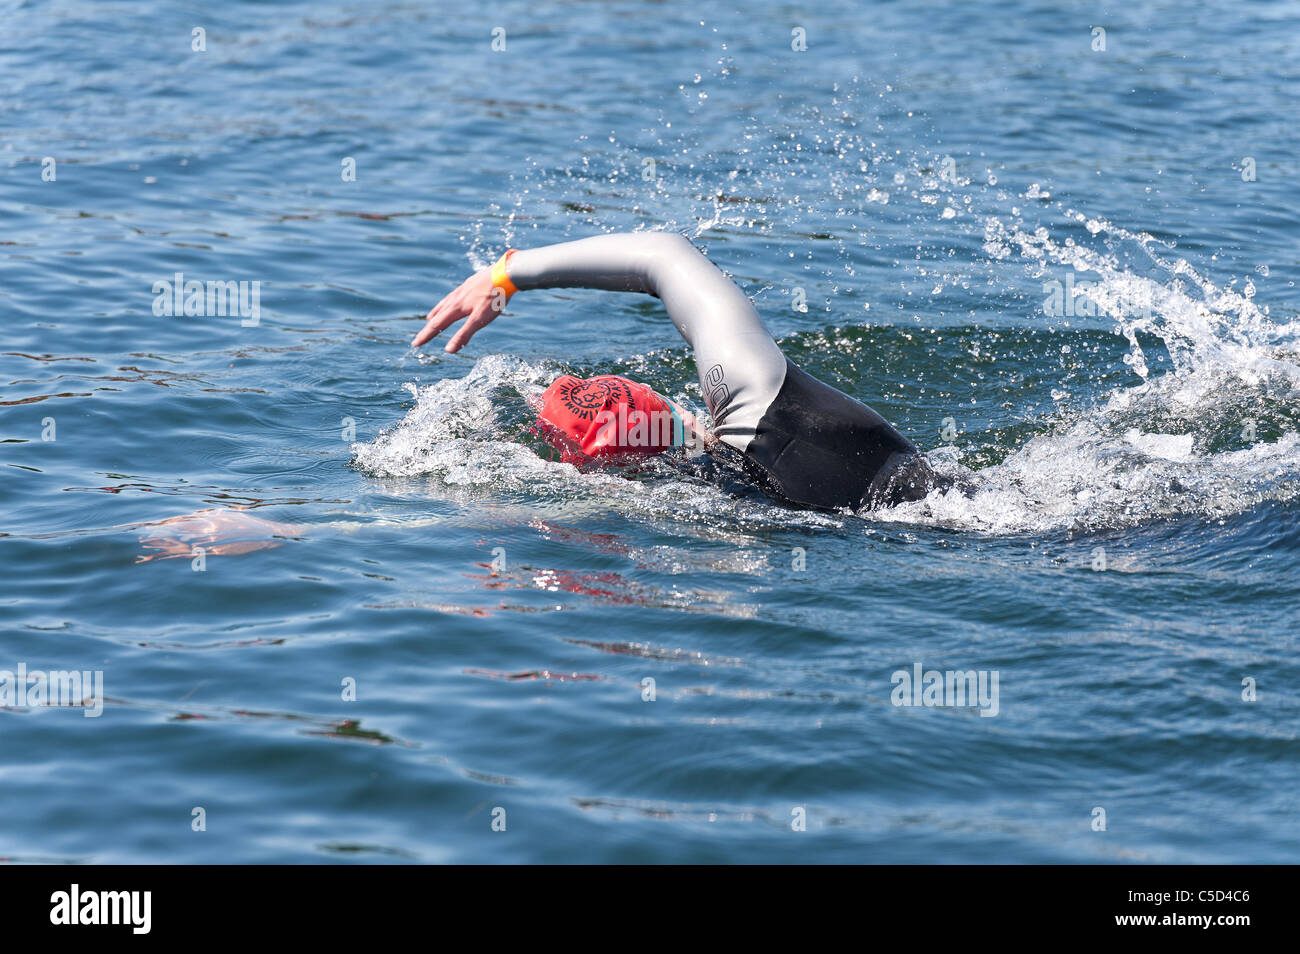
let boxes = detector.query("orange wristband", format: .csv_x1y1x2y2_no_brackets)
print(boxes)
490,249,518,298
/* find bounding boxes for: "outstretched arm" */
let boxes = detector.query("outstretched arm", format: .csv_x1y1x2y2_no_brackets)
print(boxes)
413,231,787,449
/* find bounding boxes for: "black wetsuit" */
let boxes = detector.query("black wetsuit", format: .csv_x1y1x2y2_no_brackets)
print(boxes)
507,232,944,510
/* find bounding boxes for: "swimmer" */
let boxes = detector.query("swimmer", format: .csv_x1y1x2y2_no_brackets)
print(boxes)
413,231,948,511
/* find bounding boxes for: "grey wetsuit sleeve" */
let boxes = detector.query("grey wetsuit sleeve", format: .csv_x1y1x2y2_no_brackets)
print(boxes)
507,232,787,451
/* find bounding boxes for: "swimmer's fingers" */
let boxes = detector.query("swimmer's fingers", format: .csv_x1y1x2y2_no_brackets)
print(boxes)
411,297,466,348
412,269,494,348
443,299,500,353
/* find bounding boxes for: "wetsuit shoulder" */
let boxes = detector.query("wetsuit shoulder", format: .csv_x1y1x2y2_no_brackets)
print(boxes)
743,359,944,510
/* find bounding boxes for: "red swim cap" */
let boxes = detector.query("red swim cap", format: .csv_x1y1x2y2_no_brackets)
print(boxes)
536,375,678,464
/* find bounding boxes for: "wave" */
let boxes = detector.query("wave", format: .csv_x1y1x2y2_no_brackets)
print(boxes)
890,215,1300,532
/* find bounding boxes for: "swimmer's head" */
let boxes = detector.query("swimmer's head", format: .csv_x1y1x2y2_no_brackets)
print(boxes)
534,374,682,464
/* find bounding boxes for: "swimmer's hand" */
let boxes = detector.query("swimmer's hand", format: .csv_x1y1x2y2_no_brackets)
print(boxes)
411,268,504,353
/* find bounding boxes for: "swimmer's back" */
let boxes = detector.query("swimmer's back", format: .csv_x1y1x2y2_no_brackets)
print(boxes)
741,358,945,510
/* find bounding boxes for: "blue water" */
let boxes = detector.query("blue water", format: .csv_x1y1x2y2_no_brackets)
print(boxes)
3,0,1298,863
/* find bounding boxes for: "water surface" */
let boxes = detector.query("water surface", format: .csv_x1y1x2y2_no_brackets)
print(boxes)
2,0,1297,863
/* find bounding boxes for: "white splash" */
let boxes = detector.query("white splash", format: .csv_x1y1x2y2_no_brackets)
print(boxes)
351,353,843,532
890,217,1300,533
